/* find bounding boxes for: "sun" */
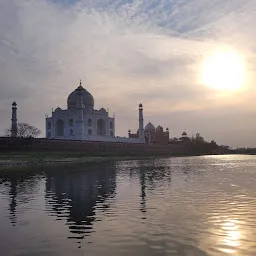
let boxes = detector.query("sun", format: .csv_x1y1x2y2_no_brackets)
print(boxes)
201,48,246,91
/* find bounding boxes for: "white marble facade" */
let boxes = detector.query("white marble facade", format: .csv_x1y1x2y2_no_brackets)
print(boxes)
45,81,143,143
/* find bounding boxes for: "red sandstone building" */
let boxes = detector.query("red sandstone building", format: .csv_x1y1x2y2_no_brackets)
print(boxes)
129,122,170,145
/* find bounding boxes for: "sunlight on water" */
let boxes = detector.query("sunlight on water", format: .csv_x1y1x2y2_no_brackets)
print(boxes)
220,220,240,253
0,155,255,256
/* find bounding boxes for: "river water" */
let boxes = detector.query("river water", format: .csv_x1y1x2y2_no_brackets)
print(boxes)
0,155,255,256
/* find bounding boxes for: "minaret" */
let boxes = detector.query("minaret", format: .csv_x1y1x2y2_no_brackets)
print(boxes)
76,80,84,138
138,103,144,142
11,102,17,138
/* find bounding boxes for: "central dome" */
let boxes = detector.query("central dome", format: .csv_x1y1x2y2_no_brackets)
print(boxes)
145,122,155,132
67,82,94,109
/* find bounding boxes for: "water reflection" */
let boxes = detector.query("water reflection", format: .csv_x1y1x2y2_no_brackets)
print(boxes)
45,163,116,243
121,159,172,219
139,165,146,217
0,156,255,255
0,172,42,226
128,159,172,187
9,179,17,225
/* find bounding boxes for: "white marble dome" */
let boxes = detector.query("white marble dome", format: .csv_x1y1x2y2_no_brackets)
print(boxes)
67,84,94,109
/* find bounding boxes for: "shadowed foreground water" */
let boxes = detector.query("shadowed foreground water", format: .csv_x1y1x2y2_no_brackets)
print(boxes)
0,155,256,255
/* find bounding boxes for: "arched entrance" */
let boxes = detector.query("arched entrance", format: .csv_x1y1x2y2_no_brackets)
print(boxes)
97,119,106,136
55,119,64,136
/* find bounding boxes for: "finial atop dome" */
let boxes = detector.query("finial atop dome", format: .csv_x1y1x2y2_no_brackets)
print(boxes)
77,79,84,90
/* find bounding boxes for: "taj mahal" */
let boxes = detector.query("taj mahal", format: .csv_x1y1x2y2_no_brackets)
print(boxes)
10,80,170,144
45,81,147,143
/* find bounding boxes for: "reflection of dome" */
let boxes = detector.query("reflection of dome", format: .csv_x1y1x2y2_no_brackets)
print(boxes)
67,82,94,109
145,122,155,132
182,132,187,136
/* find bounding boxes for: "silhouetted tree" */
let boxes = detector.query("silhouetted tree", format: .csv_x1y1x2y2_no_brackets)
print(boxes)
194,133,205,143
190,133,219,155
4,122,41,138
169,137,179,144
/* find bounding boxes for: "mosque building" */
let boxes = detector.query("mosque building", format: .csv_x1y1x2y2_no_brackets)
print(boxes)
128,122,170,144
128,103,170,144
45,81,144,143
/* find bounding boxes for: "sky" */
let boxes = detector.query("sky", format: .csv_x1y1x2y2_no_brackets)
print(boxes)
1,0,256,147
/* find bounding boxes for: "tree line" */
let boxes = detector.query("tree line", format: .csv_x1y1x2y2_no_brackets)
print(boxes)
2,123,231,155
170,133,230,155
3,122,41,138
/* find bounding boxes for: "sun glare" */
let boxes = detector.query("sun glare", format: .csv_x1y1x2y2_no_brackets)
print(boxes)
201,48,246,91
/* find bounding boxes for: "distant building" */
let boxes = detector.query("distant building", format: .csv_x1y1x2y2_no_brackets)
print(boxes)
45,81,144,143
11,81,186,145
169,131,190,144
129,121,170,145
180,131,190,142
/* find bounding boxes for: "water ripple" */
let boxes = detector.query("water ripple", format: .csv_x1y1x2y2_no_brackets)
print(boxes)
0,156,255,255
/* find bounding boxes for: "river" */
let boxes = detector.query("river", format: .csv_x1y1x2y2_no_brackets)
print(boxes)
0,155,255,255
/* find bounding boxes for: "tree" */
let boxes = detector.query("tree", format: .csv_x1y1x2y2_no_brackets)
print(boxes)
190,133,213,155
4,122,41,138
195,133,204,143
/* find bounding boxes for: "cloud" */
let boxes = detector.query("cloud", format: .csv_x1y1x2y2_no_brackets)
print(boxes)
0,0,256,146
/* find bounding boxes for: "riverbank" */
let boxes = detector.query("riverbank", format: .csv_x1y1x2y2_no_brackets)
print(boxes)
0,151,174,171
0,150,234,171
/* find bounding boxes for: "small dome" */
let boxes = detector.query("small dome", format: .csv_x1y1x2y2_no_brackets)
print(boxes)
55,107,62,112
128,129,131,133
166,128,169,131
182,131,187,136
67,81,94,109
12,101,17,107
139,103,143,108
99,107,107,113
145,122,155,132
156,125,163,132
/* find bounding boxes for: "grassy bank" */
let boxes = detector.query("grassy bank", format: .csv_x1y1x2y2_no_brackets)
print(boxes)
0,151,175,170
